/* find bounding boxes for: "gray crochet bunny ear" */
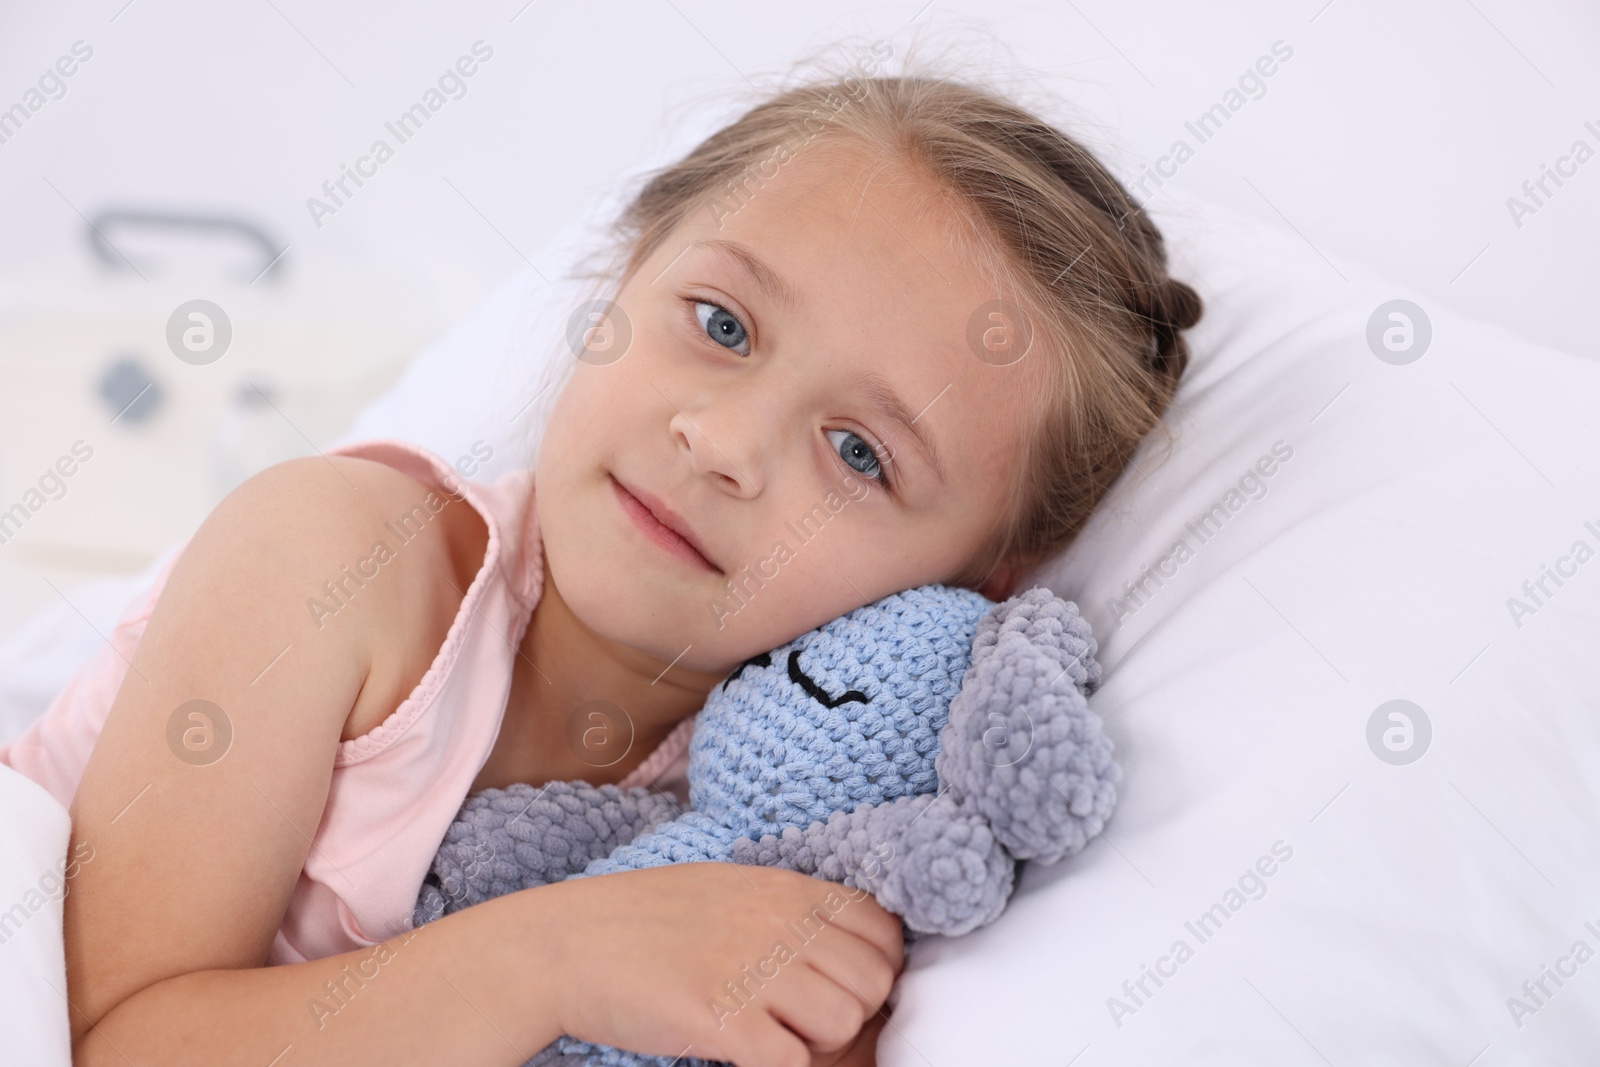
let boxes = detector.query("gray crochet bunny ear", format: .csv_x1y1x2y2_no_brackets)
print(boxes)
936,586,1119,865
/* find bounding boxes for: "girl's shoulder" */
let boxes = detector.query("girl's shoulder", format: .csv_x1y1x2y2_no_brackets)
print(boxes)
271,452,492,744
197,451,491,745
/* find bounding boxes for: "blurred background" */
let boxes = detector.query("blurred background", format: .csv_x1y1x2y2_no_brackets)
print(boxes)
1,0,1596,640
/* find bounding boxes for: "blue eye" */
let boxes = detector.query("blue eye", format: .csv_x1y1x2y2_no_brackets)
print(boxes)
826,429,887,485
693,301,750,355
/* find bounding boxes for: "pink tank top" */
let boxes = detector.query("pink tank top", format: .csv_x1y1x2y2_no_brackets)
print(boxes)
0,439,695,965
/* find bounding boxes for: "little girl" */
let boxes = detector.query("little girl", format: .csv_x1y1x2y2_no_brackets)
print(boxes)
16,60,1199,1067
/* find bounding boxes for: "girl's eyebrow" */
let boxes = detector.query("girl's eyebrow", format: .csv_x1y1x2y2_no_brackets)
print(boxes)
691,239,798,313
857,372,949,488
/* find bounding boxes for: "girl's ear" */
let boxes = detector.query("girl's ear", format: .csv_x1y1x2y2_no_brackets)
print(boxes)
971,560,1020,602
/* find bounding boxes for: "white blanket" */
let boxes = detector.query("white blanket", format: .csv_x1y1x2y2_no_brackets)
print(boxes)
0,764,74,1067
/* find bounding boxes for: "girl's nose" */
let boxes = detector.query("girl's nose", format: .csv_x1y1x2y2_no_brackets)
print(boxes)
669,403,765,499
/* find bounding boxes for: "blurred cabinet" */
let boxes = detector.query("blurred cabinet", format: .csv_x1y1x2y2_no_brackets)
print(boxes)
0,211,422,632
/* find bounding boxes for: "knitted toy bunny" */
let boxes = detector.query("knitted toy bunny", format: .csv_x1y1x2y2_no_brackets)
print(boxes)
413,584,1119,1067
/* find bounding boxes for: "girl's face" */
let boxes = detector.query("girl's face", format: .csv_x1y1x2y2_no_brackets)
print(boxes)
536,137,1046,674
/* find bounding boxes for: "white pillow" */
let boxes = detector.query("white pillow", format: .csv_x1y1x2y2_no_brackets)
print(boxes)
329,127,703,474
900,191,1600,1062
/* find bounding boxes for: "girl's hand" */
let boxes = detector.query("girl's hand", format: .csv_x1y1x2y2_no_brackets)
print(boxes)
533,861,904,1067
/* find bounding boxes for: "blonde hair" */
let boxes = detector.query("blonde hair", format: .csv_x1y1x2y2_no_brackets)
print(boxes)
545,49,1201,596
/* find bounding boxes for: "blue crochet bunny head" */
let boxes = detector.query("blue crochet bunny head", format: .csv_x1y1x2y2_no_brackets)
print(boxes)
686,583,994,841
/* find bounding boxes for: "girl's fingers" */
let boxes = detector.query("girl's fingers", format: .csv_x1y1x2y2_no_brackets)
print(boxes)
760,960,870,1055
812,1009,889,1067
725,1012,813,1067
808,886,905,975
797,920,898,1017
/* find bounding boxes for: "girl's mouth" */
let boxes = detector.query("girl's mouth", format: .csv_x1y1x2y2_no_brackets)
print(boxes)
609,474,721,575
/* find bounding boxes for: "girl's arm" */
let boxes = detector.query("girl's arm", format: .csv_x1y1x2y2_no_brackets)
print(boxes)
63,456,903,1066
64,454,510,1061
78,863,901,1067
75,888,569,1065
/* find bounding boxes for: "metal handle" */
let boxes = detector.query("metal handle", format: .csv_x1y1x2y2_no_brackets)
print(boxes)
86,210,287,283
